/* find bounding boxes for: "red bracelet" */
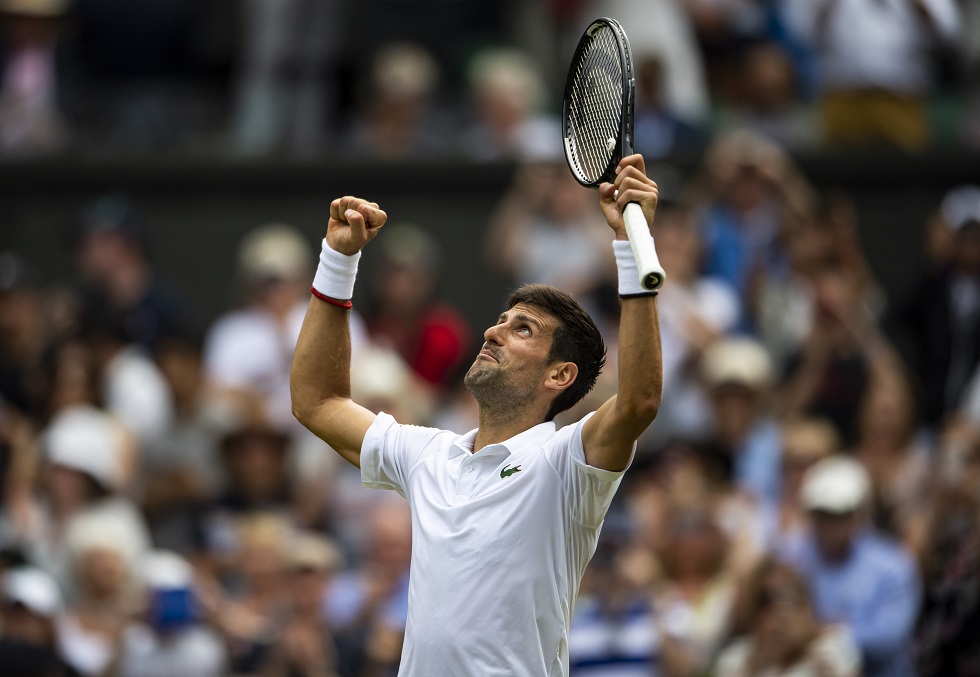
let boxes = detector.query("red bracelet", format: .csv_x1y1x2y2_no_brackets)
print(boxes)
310,287,353,310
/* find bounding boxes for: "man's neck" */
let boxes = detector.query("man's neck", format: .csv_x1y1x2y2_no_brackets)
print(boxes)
472,406,547,453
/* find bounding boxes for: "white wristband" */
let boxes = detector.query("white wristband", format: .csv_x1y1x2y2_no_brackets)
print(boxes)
613,240,651,296
313,239,360,301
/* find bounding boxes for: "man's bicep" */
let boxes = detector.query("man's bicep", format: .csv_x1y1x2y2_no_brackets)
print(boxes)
581,397,640,472
298,398,377,468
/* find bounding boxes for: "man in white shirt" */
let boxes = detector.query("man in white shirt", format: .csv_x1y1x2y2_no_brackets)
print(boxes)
291,154,663,676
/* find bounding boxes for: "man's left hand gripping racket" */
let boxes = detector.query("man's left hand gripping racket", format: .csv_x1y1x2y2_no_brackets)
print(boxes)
562,17,666,291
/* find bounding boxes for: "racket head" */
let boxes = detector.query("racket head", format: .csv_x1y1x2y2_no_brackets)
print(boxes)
562,17,635,189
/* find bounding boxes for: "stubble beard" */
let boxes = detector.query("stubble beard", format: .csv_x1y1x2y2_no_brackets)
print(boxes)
464,359,535,416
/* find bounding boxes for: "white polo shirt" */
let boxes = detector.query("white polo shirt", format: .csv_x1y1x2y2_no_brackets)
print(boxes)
360,411,629,677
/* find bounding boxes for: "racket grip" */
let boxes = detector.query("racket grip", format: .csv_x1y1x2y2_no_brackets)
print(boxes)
623,202,666,291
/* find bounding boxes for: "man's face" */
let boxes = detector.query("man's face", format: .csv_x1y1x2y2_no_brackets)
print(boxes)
464,303,558,409
811,510,860,562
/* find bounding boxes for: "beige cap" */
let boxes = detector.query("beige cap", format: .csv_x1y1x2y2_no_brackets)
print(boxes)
800,455,871,514
237,223,311,282
0,0,68,16
701,337,773,390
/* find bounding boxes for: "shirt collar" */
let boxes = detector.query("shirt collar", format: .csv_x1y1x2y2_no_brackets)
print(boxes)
449,420,557,459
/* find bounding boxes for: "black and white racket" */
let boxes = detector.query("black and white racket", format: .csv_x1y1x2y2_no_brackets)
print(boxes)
562,17,666,291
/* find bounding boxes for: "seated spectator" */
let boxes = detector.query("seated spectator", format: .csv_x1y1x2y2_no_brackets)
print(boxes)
783,0,959,150
72,195,193,351
648,204,740,445
484,161,611,299
0,0,68,156
714,42,817,151
782,456,921,677
717,557,860,677
260,531,343,677
0,252,51,423
324,497,410,677
58,510,141,676
363,223,471,394
773,417,840,551
0,566,72,676
700,337,781,505
342,43,449,161
115,550,227,677
458,47,561,162
2,405,150,589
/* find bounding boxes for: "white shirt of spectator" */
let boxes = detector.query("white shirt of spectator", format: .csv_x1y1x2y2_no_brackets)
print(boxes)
360,410,629,677
784,0,959,94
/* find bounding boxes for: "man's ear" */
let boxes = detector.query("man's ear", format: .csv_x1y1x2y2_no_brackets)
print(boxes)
545,362,578,393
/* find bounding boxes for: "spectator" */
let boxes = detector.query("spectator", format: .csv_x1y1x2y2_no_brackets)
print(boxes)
893,185,980,429
717,557,861,677
850,368,932,546
782,456,921,677
458,47,561,162
0,566,72,676
73,194,192,352
700,337,781,505
783,0,959,150
773,417,840,551
229,0,338,157
686,130,814,328
915,420,980,676
2,405,150,589
342,43,448,161
260,531,343,677
58,510,140,676
115,550,227,677
0,0,68,156
143,330,239,553
81,304,174,451
648,204,740,445
324,497,410,677
652,502,739,677
363,223,471,394
714,42,817,150
0,252,50,422
484,161,611,299
777,265,899,445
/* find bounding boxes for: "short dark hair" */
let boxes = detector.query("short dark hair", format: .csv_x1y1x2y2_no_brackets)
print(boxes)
507,283,606,421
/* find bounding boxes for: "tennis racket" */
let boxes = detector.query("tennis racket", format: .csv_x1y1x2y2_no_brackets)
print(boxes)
562,17,666,291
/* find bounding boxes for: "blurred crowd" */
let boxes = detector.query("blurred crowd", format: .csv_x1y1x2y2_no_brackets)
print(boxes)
2,1,980,677
1,124,980,677
0,0,978,159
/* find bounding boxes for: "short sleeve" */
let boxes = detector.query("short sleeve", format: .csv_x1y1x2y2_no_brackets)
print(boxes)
544,413,630,529
360,413,446,498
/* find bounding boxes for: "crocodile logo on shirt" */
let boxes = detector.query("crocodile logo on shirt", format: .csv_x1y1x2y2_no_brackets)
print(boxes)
500,464,522,479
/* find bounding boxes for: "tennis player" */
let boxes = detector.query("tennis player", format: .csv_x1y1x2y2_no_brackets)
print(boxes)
291,154,663,676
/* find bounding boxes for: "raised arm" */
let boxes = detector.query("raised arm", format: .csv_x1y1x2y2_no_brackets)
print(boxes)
582,155,663,471
290,197,387,468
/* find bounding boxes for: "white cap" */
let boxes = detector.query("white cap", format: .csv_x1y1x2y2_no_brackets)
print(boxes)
701,337,773,390
800,456,871,514
44,406,125,491
941,185,980,232
140,551,193,590
237,223,311,282
4,567,62,617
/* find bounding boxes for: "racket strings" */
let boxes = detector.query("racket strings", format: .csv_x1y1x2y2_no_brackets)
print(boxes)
566,27,624,184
